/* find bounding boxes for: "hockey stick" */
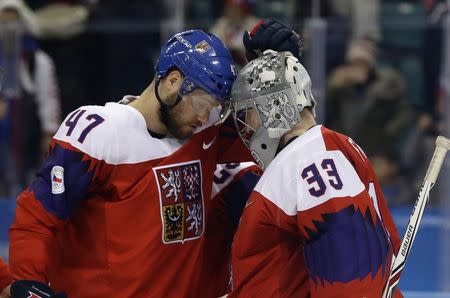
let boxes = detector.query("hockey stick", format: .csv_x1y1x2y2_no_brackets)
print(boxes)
382,136,450,298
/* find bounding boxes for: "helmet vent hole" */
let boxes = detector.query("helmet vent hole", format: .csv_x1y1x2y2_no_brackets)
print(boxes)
217,83,223,90
293,66,298,71
275,113,281,119
293,76,297,84
261,144,267,150
247,78,254,84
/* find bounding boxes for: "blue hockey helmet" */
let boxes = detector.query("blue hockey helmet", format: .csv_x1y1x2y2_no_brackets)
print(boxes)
155,30,237,102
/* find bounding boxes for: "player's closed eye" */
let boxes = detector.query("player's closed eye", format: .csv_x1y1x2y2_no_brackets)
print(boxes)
189,93,219,117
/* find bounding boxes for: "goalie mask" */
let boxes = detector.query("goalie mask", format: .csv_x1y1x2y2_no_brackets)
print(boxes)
231,50,316,169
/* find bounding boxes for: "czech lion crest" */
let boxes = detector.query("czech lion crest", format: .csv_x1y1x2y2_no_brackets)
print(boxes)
154,160,204,244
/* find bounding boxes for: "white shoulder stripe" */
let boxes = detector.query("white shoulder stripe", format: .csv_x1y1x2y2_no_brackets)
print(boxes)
254,126,365,215
54,103,181,164
297,150,365,211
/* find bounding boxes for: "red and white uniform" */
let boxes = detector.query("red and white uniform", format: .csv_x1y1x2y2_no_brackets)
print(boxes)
0,258,13,291
9,101,255,297
230,125,403,298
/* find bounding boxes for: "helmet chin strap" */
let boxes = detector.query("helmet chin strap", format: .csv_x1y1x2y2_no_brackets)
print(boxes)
155,77,183,109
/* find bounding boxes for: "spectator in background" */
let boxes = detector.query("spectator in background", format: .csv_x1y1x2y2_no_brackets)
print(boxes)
423,0,448,117
0,0,61,195
294,0,378,73
401,105,444,205
210,0,258,67
30,0,93,114
371,148,412,206
326,38,414,158
326,38,417,205
30,0,166,116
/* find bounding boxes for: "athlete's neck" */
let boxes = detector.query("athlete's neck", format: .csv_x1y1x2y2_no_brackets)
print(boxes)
280,109,316,145
128,81,168,136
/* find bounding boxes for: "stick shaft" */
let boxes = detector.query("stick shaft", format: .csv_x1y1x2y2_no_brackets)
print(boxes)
382,136,450,298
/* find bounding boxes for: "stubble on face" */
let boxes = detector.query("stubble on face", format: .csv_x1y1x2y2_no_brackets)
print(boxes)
160,99,201,140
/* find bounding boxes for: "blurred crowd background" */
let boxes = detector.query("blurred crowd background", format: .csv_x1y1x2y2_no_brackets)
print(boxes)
0,0,450,293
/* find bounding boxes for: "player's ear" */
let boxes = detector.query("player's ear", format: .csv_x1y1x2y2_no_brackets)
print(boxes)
158,69,183,100
166,69,183,92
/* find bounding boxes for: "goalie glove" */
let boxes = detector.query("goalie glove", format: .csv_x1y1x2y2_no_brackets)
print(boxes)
243,18,303,61
10,280,67,298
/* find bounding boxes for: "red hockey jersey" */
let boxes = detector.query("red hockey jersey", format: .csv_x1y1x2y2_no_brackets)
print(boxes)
9,102,255,297
230,125,403,297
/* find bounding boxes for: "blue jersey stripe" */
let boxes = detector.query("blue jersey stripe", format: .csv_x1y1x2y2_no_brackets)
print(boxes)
304,205,390,284
29,144,94,220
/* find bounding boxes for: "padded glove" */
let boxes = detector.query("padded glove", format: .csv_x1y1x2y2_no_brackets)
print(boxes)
243,18,303,61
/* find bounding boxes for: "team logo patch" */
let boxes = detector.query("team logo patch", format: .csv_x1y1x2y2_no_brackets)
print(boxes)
256,91,296,130
195,40,212,54
51,166,65,194
154,161,204,244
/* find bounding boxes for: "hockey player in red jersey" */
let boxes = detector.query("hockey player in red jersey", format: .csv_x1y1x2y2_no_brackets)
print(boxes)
229,51,403,297
8,21,301,296
8,29,248,297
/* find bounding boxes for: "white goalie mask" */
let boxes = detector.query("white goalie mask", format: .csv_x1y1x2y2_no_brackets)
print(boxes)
231,50,316,169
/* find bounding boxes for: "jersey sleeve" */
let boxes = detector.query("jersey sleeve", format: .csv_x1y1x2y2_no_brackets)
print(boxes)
9,107,106,282
0,258,13,290
212,162,261,230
